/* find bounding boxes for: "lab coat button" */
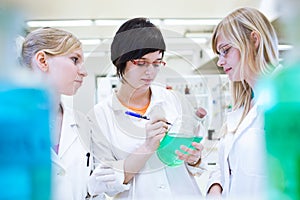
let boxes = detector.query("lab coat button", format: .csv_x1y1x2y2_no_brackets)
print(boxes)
158,184,166,189
57,170,65,176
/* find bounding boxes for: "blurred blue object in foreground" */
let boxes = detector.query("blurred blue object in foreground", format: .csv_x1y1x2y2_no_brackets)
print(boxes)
0,8,52,200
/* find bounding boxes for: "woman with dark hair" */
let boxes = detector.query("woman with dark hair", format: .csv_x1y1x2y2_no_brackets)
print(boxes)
88,18,204,199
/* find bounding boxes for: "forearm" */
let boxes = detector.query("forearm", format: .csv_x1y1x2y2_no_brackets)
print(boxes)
123,144,154,184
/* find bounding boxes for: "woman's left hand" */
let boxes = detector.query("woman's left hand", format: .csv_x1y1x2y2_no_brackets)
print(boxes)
175,142,203,166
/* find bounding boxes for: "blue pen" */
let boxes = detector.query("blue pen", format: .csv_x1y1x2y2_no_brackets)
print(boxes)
125,111,172,125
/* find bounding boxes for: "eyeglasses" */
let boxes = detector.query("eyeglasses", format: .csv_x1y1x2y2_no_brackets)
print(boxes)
130,59,166,68
217,44,232,57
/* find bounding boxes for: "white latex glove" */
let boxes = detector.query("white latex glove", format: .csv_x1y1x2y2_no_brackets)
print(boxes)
87,163,117,196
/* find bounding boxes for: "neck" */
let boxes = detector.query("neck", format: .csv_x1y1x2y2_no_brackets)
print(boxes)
117,83,151,108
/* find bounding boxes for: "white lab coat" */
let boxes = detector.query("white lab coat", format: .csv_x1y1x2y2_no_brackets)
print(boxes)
51,105,104,200
206,97,268,199
88,84,203,200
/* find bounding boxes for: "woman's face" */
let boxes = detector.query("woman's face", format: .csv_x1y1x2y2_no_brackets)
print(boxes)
46,48,87,95
216,34,242,81
123,51,164,90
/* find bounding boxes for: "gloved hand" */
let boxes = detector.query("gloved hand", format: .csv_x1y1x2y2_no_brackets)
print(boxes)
87,163,117,196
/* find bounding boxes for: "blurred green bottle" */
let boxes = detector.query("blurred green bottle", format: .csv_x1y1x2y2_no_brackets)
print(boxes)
263,1,300,199
0,8,52,200
263,65,300,200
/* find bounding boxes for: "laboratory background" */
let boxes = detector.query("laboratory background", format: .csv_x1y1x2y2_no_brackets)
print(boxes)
8,0,287,128
1,0,299,199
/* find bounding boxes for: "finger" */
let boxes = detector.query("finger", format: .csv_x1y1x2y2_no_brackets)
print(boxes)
93,168,115,176
146,120,168,132
94,162,112,169
180,145,198,155
96,174,116,182
192,142,204,151
150,115,168,124
146,125,168,138
175,150,199,163
175,150,192,162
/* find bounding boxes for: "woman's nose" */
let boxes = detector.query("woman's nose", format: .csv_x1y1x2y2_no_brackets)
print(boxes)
216,57,225,68
79,64,88,77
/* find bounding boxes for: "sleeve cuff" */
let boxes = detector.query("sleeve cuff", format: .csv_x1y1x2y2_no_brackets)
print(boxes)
185,161,207,176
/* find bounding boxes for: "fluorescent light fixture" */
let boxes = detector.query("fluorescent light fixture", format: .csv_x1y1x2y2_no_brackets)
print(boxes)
27,20,94,27
165,50,194,56
84,52,106,58
80,39,101,45
163,19,221,26
184,32,210,44
278,44,293,51
149,19,162,26
94,19,126,26
188,37,208,44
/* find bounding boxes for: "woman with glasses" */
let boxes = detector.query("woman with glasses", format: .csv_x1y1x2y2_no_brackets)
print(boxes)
87,17,204,199
205,7,279,199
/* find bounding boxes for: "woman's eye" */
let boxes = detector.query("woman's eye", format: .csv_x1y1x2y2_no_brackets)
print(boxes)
152,61,160,67
71,57,78,64
137,61,146,66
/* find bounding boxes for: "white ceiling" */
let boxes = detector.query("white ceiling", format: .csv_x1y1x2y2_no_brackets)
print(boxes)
2,0,280,73
5,0,276,40
7,0,264,20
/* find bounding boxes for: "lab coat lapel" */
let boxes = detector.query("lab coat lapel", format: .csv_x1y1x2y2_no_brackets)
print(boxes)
223,104,259,166
235,104,258,138
223,108,243,158
51,148,66,171
58,107,78,158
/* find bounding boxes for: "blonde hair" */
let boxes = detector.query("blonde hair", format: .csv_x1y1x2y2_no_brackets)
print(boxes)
212,7,279,133
21,27,82,68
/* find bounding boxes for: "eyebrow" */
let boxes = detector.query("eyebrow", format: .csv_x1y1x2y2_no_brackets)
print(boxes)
139,57,163,61
73,52,83,61
217,44,231,53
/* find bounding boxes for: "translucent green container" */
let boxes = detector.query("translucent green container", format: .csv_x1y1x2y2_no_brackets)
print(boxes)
263,65,300,200
157,133,202,167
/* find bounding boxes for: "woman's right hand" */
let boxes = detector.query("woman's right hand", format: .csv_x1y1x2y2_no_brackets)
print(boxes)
123,116,169,183
144,116,169,152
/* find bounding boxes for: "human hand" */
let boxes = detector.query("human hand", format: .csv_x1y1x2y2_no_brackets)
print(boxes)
195,107,207,119
175,142,203,166
144,115,169,152
87,163,117,196
207,183,222,198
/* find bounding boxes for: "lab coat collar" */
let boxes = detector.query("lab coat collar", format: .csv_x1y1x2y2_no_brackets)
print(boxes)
109,85,165,113
107,85,167,139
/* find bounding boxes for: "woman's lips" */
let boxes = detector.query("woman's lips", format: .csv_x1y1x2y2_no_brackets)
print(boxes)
224,67,232,73
142,79,152,83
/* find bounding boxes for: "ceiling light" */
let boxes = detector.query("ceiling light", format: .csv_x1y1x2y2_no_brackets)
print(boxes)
188,38,208,44
26,20,94,27
278,44,293,51
80,39,101,45
149,19,163,26
94,19,126,26
163,19,221,26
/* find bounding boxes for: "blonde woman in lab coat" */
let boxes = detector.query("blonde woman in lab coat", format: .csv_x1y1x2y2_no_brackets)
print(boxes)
20,27,118,200
87,18,205,200
204,7,280,199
